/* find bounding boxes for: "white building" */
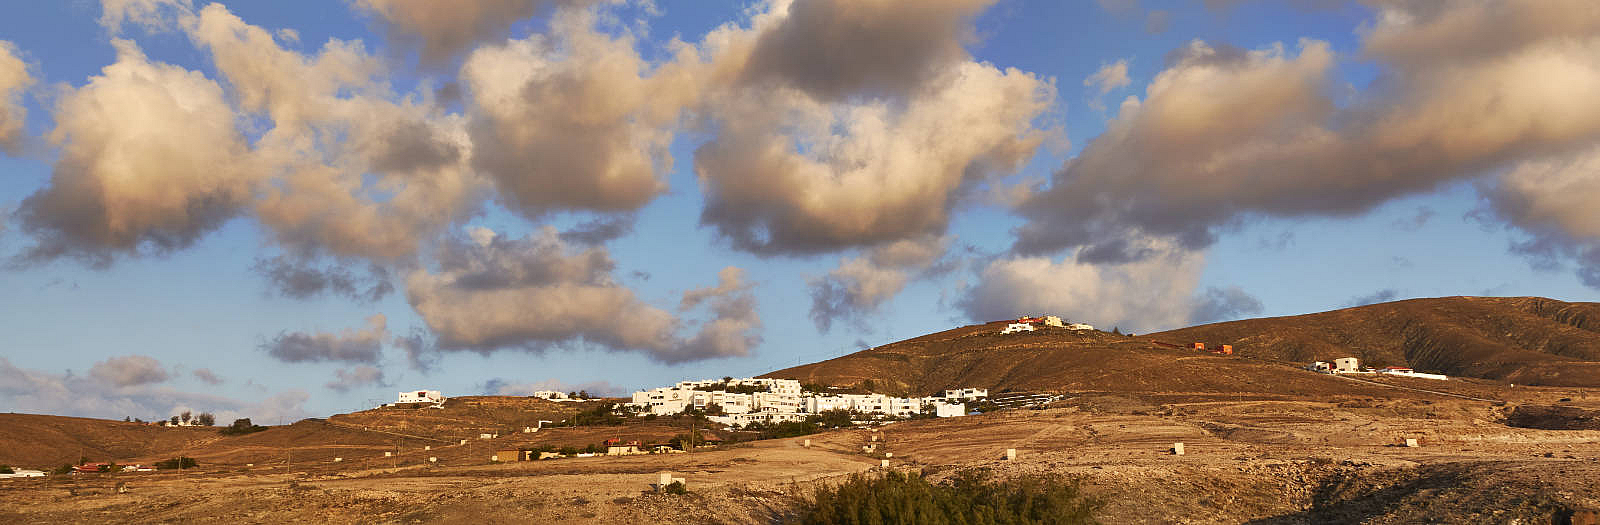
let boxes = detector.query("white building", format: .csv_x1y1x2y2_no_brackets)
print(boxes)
934,403,967,417
398,390,446,404
1377,367,1447,380
943,388,988,401
530,390,572,401
0,469,46,478
1001,323,1035,334
1333,357,1361,373
1042,316,1065,327
1066,323,1095,331
629,377,974,426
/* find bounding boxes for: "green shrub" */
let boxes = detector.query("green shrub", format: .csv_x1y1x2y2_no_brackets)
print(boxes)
0,465,12,474
53,464,73,475
663,481,687,495
792,471,1102,525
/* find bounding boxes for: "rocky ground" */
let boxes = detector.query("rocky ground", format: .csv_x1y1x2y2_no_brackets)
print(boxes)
4,391,1599,524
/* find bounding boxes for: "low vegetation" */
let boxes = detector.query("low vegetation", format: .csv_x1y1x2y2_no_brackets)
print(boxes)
740,410,856,440
791,471,1102,525
219,418,269,436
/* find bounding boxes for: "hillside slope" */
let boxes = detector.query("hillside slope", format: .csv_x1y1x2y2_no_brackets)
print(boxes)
1149,296,1600,387
763,297,1600,394
0,413,215,468
761,323,1406,398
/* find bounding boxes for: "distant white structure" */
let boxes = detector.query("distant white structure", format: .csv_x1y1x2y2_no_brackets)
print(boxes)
1308,361,1333,373
1377,367,1447,380
1042,316,1065,327
529,390,574,401
1001,323,1035,334
1066,323,1095,331
934,403,967,417
398,390,446,404
943,388,988,401
0,469,45,478
628,377,972,427
1333,357,1361,373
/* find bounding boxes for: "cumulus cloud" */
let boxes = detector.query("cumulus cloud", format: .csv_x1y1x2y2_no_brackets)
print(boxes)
1084,59,1130,95
14,39,257,267
180,3,486,260
1014,2,1600,261
355,0,579,65
88,355,170,387
0,357,309,423
406,227,759,363
958,241,1213,333
689,0,1053,256
192,368,224,385
809,235,948,332
736,0,995,100
252,256,394,303
461,8,693,220
325,365,386,392
482,377,622,397
1487,146,1600,287
260,314,388,364
0,40,31,155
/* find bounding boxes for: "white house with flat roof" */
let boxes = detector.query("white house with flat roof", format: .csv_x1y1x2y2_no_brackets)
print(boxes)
398,390,445,404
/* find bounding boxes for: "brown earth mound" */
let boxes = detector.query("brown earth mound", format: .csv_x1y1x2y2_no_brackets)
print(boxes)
0,413,216,469
1151,296,1600,386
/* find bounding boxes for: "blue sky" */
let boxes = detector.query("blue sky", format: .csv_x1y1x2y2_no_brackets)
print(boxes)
1,0,1598,422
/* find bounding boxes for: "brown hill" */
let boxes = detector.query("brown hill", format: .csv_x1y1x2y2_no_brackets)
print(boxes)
761,323,1411,399
1149,296,1600,387
0,413,215,469
762,296,1600,395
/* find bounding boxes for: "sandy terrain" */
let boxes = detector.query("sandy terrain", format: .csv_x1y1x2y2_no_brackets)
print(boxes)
5,388,1599,524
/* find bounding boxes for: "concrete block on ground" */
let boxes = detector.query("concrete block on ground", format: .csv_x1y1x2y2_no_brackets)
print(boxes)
1405,438,1419,448
881,459,889,468
1172,442,1185,455
333,457,342,462
885,452,892,458
1006,448,1017,461
803,439,810,448
659,472,673,488
384,452,392,457
424,446,431,451
428,457,437,463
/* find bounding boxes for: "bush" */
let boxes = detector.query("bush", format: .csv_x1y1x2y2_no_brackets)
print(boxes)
196,412,215,426
569,403,624,426
220,418,268,436
154,457,198,470
0,465,12,474
792,471,1102,525
663,481,687,495
53,464,73,475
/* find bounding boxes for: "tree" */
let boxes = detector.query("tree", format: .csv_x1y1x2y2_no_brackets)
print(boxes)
170,416,180,426
196,412,215,426
577,390,590,400
123,416,131,423
1112,326,1122,335
180,410,192,424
